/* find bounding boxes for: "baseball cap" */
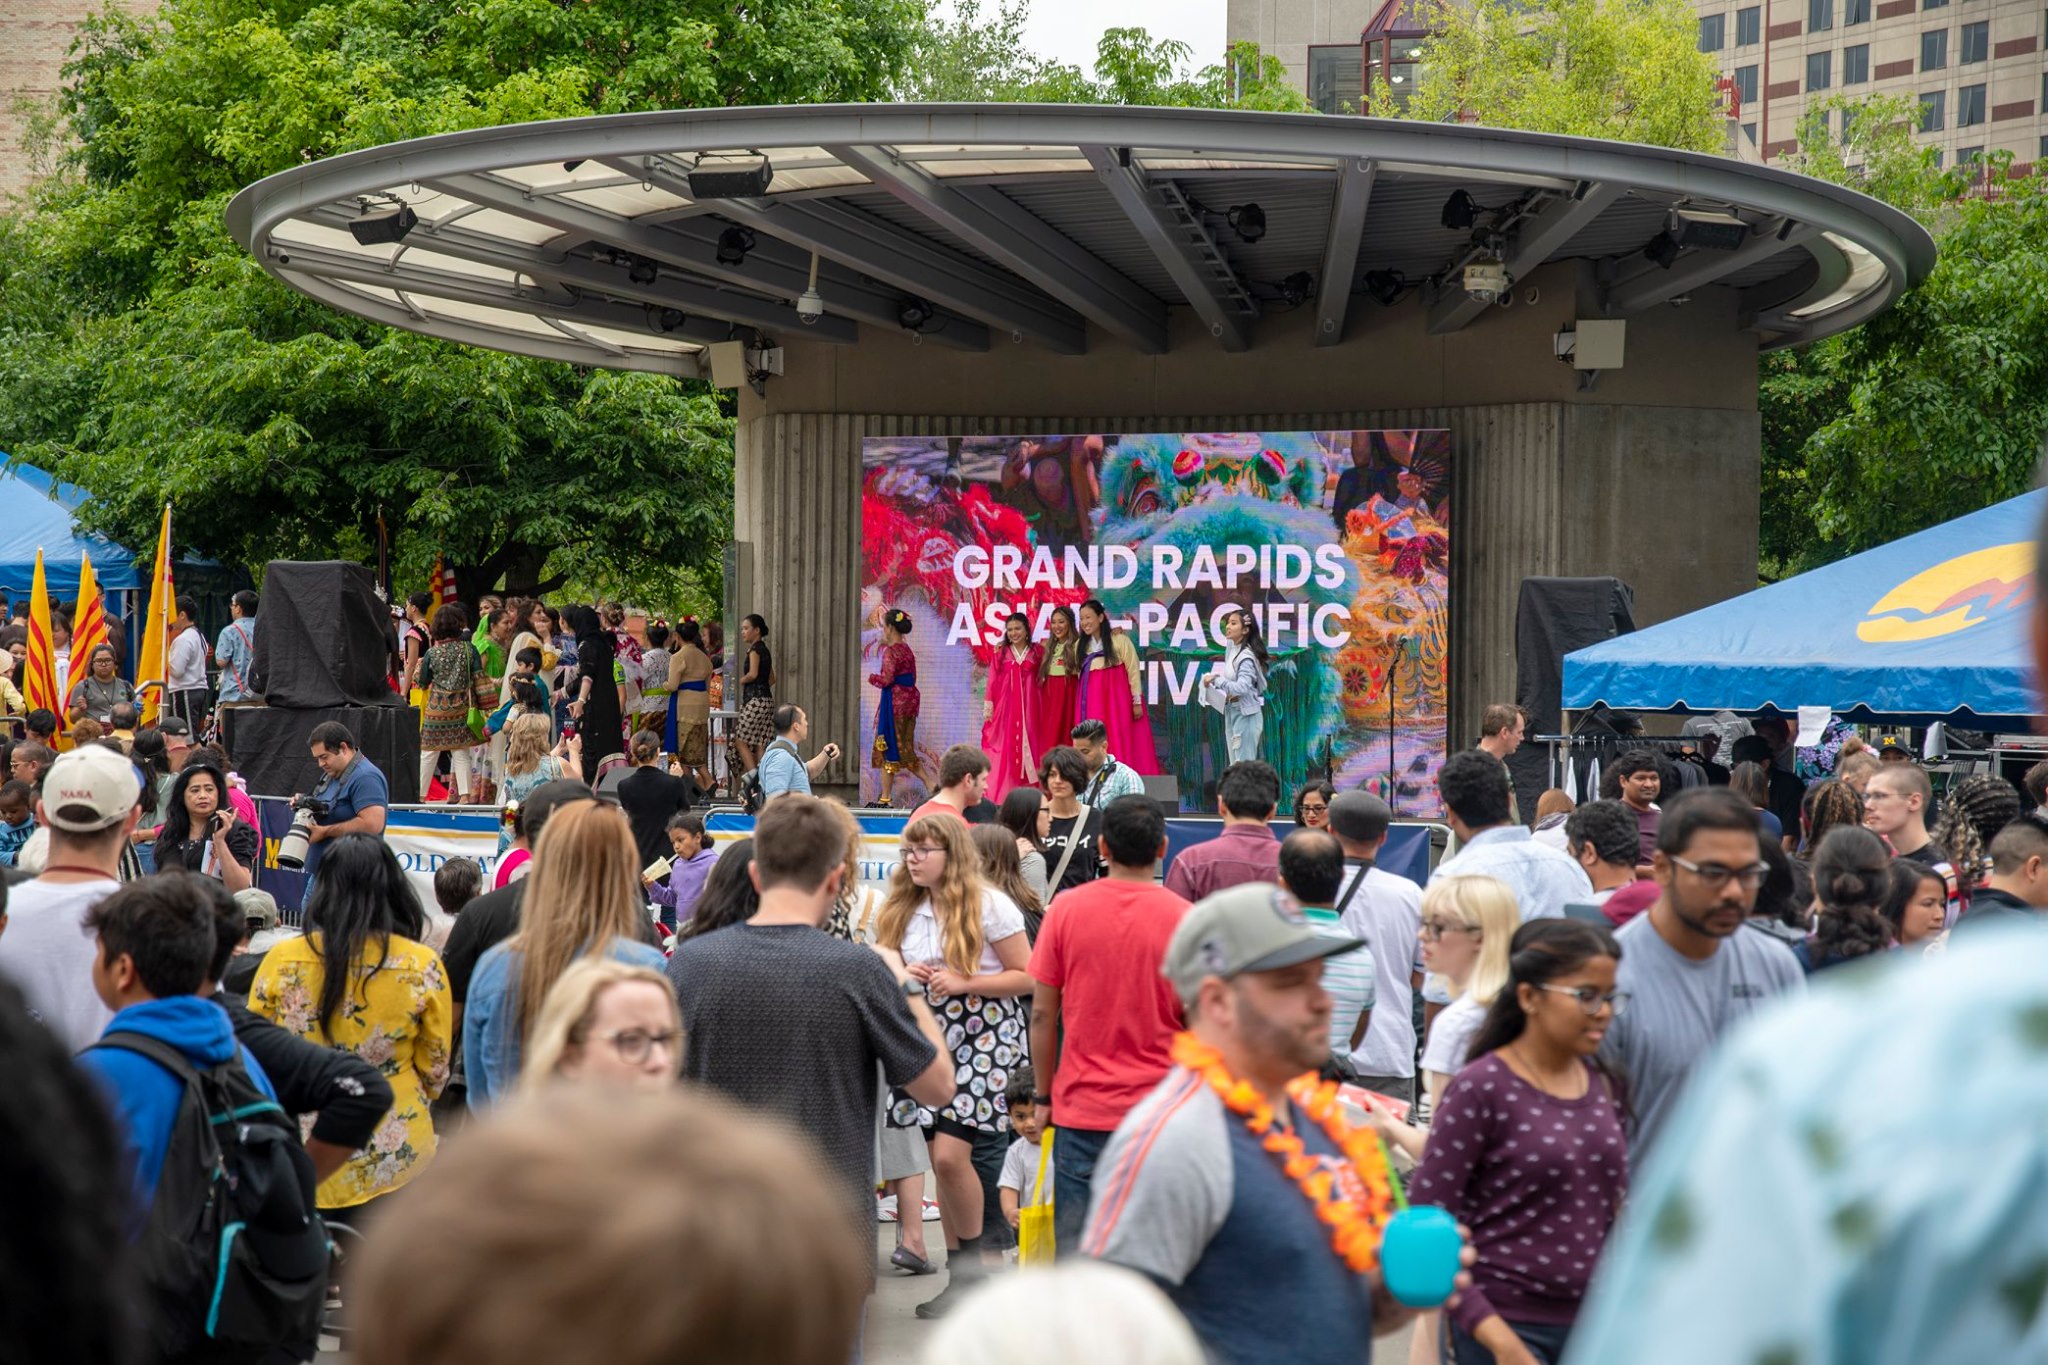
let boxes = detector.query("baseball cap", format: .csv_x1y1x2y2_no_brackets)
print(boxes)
1328,790,1393,844
1878,734,1911,756
1162,883,1366,1005
41,745,144,833
234,888,281,933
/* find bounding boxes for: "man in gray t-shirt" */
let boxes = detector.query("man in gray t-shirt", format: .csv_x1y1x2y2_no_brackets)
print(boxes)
1599,788,1804,1158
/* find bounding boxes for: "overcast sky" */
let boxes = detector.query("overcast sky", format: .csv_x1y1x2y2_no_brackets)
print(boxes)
1009,0,1229,74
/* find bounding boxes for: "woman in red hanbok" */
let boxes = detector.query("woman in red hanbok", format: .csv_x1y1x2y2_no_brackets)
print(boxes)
1076,598,1160,774
981,613,1043,799
1034,605,1081,759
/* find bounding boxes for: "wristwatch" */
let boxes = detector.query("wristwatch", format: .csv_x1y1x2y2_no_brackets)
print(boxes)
1033,1093,1053,1105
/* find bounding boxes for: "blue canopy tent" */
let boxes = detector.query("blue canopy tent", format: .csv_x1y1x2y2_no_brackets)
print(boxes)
1564,491,2043,730
0,459,243,665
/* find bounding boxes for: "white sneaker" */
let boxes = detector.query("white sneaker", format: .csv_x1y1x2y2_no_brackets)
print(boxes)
877,1194,899,1224
921,1198,943,1222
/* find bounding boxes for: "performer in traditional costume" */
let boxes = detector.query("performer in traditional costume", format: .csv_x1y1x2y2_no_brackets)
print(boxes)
981,612,1043,799
868,608,922,806
1035,604,1082,758
1075,598,1159,774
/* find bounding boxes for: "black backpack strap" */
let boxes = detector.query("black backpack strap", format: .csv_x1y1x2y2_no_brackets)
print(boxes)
91,1030,204,1084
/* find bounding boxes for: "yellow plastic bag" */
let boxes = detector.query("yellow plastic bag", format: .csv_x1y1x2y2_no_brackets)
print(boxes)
1018,1128,1056,1266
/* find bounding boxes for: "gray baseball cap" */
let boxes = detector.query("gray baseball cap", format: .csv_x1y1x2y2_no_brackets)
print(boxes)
1162,882,1366,1005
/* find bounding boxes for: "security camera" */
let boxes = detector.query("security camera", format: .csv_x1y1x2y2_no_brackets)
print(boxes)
796,288,824,325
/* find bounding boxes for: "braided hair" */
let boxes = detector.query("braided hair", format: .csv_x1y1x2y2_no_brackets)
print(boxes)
1931,773,2022,887
1809,826,1893,965
1798,778,1865,857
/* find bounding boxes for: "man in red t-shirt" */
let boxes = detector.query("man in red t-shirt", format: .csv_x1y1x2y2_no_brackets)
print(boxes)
1028,792,1189,1255
907,743,988,824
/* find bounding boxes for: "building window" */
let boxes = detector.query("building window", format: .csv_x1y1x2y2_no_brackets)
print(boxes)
1744,122,1758,144
1958,82,1985,124
1921,28,1947,68
1809,0,1835,29
1307,45,1364,114
1845,0,1871,22
1734,64,1760,105
1737,5,1762,42
1932,148,1944,167
2040,134,2048,160
1920,89,1946,129
1923,0,1946,10
1699,13,1727,49
1843,43,1869,81
1957,145,1982,166
1807,50,1833,89
1959,19,1987,61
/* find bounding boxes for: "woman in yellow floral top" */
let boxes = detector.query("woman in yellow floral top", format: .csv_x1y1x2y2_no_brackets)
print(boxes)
250,834,452,1220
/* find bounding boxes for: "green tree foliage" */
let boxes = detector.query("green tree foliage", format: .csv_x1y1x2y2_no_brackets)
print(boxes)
1756,97,2046,574
1384,0,1725,153
899,0,1308,111
0,0,922,600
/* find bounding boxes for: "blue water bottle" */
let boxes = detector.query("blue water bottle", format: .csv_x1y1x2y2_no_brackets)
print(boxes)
1380,1205,1464,1308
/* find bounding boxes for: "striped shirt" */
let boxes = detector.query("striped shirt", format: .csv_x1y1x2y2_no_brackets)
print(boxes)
1302,906,1375,1055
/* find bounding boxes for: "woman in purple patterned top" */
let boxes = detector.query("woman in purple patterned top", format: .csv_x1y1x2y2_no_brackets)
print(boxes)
1409,919,1630,1365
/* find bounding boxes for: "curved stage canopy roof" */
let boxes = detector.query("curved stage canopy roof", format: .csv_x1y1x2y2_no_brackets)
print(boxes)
227,104,1936,379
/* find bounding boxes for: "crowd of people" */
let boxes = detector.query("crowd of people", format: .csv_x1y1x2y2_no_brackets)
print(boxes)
13,559,2048,1365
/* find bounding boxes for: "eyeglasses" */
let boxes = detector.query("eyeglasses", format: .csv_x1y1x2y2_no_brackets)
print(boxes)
594,1028,681,1064
1669,855,1770,888
1299,803,1328,816
1420,918,1478,939
1535,985,1631,1017
900,845,944,862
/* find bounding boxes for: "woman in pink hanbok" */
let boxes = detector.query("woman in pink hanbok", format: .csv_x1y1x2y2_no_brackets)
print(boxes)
980,613,1043,799
1075,598,1160,774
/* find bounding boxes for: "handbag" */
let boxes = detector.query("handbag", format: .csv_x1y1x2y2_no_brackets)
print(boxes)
466,653,496,742
1018,1129,1056,1267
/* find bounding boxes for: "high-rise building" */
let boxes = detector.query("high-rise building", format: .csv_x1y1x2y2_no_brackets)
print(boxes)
1691,0,2044,169
1226,0,2045,170
0,0,159,197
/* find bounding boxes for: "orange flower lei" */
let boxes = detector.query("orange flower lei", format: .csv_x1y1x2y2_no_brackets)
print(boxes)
1171,1031,1404,1275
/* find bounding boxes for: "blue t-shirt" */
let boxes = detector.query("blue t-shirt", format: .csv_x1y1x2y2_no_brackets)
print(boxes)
305,755,391,877
757,738,809,798
213,618,258,703
1085,1069,1380,1365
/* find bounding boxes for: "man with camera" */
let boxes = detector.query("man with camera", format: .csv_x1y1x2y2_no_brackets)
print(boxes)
299,721,389,878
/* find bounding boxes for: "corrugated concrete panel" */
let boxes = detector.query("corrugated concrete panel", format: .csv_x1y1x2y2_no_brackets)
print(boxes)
737,403,1609,788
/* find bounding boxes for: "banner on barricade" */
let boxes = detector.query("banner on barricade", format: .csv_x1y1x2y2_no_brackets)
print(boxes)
256,799,503,915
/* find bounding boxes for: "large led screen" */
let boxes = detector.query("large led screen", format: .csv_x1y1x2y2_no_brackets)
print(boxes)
859,431,1451,815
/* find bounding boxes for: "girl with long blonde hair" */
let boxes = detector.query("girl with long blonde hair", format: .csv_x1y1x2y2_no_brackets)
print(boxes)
460,801,667,1107
872,813,1033,1316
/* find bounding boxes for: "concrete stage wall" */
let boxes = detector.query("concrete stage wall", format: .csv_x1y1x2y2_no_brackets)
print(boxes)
731,261,1762,791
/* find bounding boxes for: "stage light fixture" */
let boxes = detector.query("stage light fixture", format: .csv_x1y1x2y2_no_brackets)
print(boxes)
1278,272,1314,308
1226,203,1267,243
654,307,687,333
627,255,660,285
897,296,936,330
1363,270,1406,306
1673,208,1750,251
715,227,757,267
1643,231,1681,270
348,202,417,246
1440,190,1478,230
687,154,774,199
1462,255,1508,303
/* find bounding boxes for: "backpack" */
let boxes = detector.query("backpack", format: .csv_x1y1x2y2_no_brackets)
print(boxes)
91,1032,331,1365
740,738,800,815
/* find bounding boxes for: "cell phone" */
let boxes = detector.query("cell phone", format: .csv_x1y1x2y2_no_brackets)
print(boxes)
209,813,225,835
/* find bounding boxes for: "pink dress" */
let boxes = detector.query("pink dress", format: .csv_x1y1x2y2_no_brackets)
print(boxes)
1080,634,1160,774
1035,640,1081,762
980,642,1042,798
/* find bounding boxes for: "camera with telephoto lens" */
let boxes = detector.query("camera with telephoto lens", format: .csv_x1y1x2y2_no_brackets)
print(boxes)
275,795,331,871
